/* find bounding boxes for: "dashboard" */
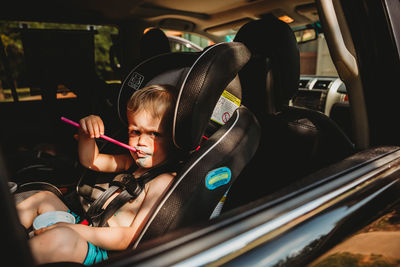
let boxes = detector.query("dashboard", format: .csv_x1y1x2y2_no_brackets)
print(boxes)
291,75,354,142
292,75,348,116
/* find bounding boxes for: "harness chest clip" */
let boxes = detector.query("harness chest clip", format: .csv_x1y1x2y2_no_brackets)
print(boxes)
111,174,143,197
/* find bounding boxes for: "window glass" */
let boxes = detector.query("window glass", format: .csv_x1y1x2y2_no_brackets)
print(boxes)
0,21,27,102
298,33,338,76
0,21,119,103
164,30,212,52
219,22,338,77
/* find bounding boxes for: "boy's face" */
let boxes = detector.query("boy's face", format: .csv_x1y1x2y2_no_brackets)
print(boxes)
127,109,171,170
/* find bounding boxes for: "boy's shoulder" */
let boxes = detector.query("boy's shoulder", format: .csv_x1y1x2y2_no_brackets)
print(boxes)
151,172,175,185
146,172,175,194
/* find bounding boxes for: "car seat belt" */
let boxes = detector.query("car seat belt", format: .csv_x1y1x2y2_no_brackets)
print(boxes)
86,161,178,227
87,173,142,226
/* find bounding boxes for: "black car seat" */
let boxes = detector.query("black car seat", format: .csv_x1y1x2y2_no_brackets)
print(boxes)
74,41,260,245
222,15,355,211
138,28,171,62
330,102,354,142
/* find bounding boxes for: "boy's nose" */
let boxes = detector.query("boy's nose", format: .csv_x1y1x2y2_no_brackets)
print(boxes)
137,134,147,145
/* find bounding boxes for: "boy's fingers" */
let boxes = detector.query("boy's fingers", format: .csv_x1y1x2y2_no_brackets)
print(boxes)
93,122,101,138
94,117,105,137
79,116,104,138
79,119,88,133
33,229,42,236
33,224,52,235
87,122,95,138
99,122,105,136
34,222,66,236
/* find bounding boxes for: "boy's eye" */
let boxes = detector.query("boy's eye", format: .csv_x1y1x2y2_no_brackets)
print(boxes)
151,132,161,137
130,130,141,136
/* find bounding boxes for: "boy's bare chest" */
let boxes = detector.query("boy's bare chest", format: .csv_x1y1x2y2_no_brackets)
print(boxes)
98,185,147,227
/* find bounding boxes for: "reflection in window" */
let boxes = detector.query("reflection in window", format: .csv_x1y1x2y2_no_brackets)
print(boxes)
165,30,211,52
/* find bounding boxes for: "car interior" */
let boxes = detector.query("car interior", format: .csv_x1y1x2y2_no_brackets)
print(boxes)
221,15,355,211
1,0,398,265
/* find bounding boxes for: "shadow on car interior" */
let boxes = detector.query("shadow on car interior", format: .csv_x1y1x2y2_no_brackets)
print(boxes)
1,28,116,188
222,15,355,212
330,101,353,142
138,28,171,62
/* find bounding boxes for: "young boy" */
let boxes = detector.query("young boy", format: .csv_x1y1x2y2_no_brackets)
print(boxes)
16,84,178,265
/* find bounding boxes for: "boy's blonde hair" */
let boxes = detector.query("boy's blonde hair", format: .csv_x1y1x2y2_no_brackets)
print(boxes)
127,84,176,131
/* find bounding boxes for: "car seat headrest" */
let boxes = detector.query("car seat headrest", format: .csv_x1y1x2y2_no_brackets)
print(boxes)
118,42,251,152
139,28,171,61
234,15,300,115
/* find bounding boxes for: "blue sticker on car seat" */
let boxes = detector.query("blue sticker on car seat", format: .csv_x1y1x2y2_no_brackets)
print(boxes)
205,167,231,190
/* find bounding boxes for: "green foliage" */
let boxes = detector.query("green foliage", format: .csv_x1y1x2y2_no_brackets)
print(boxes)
0,20,119,86
94,25,118,80
0,21,24,83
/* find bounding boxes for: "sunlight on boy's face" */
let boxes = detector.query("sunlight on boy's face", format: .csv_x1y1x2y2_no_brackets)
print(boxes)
127,109,170,170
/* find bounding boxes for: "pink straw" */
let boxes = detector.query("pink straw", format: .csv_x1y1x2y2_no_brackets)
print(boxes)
61,116,137,152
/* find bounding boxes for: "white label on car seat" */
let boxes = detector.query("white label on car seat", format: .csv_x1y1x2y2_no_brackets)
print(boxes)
205,167,231,190
128,72,144,90
211,90,241,125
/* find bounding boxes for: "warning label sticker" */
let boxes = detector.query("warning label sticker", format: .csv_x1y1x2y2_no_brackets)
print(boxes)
211,90,241,125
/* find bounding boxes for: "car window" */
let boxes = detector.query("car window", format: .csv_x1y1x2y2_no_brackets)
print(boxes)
297,33,338,76
220,22,338,76
0,21,119,103
164,30,211,52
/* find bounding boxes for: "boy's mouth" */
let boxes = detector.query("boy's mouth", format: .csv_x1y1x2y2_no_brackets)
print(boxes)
135,146,153,167
135,146,153,157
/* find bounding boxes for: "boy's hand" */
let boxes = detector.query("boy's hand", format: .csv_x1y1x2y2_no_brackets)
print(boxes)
33,222,69,236
79,115,105,138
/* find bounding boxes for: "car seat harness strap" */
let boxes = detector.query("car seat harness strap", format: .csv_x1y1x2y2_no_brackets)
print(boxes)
86,161,177,227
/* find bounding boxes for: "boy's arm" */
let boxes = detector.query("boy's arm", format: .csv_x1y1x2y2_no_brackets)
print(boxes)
77,130,131,172
57,223,139,250
78,116,132,172
77,129,100,169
